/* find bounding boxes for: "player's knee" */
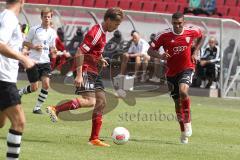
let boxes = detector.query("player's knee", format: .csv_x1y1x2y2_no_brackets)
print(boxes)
123,53,129,61
87,98,96,107
31,84,38,92
179,91,188,99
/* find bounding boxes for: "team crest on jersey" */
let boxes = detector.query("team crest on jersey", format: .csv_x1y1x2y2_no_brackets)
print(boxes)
185,37,190,43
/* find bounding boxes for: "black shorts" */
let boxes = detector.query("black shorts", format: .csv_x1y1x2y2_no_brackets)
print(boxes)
0,81,21,111
167,69,194,100
26,63,51,83
75,72,104,94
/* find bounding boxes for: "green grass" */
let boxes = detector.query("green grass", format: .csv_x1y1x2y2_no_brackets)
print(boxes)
1,81,240,160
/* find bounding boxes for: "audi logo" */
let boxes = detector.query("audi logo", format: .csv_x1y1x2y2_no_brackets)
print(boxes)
173,46,187,52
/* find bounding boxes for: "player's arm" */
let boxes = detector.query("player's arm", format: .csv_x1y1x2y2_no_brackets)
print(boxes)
74,48,84,87
0,42,35,69
191,28,205,63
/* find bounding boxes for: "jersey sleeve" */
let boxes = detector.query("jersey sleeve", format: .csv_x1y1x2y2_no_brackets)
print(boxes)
191,26,202,38
0,14,18,44
149,32,164,51
25,27,35,43
79,27,99,54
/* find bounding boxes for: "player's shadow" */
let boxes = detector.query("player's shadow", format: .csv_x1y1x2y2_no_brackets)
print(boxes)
130,138,180,145
0,136,52,143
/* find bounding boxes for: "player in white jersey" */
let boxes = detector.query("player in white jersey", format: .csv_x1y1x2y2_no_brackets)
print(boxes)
0,0,35,159
18,7,57,114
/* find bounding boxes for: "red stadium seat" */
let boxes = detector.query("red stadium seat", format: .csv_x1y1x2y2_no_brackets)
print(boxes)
49,0,60,5
95,0,107,8
175,0,188,4
225,0,237,7
83,0,95,7
119,0,131,10
178,3,188,13
216,0,224,6
131,2,143,11
155,2,167,13
228,7,239,17
106,0,119,8
72,0,83,6
163,0,176,3
60,0,72,6
142,2,155,12
27,0,48,4
166,3,179,13
216,6,229,16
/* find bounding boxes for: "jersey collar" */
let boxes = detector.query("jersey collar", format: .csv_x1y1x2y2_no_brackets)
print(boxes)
171,27,184,35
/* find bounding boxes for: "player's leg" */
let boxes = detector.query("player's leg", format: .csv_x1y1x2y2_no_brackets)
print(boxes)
120,53,129,75
33,76,50,114
0,111,7,128
134,56,141,77
19,65,39,97
167,76,187,143
89,75,110,147
33,63,51,114
140,55,150,82
3,105,25,160
46,72,97,122
0,81,25,159
178,69,194,143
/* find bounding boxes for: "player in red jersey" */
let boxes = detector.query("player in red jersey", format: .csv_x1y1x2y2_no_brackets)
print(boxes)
46,8,124,147
148,12,203,144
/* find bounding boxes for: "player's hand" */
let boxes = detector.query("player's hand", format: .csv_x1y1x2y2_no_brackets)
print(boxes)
34,45,43,52
74,74,84,87
191,53,199,64
160,50,171,60
20,55,35,69
99,58,109,68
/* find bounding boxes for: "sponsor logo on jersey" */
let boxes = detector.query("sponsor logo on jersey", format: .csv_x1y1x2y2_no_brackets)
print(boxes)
173,46,187,53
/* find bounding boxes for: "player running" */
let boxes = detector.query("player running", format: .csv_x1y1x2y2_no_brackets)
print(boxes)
46,7,124,147
18,7,57,114
0,0,35,159
148,12,203,144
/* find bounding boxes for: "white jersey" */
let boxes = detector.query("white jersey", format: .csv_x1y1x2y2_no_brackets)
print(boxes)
25,25,57,63
128,38,150,55
0,9,23,83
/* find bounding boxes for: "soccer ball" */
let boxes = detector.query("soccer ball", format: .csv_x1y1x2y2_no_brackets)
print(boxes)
112,127,130,145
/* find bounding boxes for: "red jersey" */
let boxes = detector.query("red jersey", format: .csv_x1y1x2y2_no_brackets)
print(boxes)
79,24,106,74
150,26,202,77
55,36,65,52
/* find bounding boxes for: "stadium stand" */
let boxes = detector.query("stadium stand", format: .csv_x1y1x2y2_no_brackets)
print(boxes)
95,0,107,8
23,0,240,22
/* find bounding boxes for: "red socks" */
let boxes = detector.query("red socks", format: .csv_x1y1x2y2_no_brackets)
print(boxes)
90,113,102,140
176,97,191,132
55,98,81,114
181,97,191,123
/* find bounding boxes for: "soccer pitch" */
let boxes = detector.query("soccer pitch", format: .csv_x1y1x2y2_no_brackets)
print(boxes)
0,81,240,160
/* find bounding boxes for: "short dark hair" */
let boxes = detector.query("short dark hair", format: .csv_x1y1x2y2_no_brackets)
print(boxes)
6,0,20,4
172,12,184,19
104,7,124,22
130,30,138,36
